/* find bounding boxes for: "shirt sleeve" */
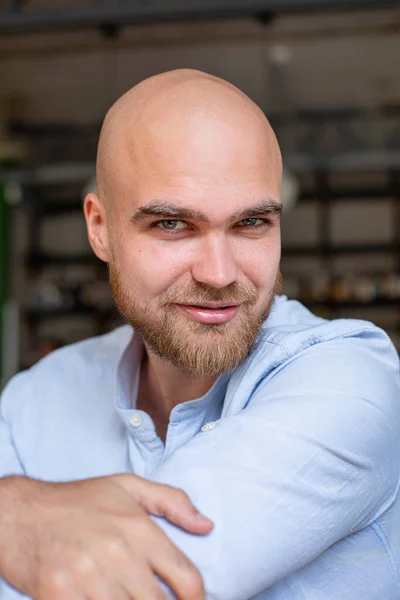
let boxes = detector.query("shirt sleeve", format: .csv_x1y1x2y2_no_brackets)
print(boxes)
0,373,27,477
0,375,30,599
149,329,400,599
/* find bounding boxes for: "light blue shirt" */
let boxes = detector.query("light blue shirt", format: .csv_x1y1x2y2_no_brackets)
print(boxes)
1,296,400,599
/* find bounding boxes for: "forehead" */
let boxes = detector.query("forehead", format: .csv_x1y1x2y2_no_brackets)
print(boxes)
105,89,282,215
111,160,282,227
132,133,277,196
139,105,277,174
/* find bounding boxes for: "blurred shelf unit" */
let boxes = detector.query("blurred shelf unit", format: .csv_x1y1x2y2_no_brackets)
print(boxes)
306,298,399,309
10,162,400,363
25,305,117,321
26,252,99,267
15,173,120,368
279,169,400,351
2,106,399,363
282,243,399,256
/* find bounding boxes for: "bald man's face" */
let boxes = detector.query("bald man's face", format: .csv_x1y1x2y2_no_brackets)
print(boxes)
85,78,282,377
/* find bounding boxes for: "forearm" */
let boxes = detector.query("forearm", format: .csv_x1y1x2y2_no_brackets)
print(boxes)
0,476,22,545
0,476,35,589
149,397,399,596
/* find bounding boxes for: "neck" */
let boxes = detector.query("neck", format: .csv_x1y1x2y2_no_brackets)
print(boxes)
137,348,218,440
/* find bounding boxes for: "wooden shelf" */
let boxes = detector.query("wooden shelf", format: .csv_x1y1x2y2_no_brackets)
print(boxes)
282,243,399,257
39,200,83,216
26,253,103,267
303,298,400,309
25,306,117,320
300,187,400,202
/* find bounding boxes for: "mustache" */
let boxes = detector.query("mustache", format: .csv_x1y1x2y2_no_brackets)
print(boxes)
159,281,258,307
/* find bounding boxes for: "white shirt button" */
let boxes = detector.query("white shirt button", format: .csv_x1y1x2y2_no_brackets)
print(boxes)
201,421,216,432
130,413,142,428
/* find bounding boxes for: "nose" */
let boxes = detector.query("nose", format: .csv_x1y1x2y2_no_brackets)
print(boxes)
190,234,238,289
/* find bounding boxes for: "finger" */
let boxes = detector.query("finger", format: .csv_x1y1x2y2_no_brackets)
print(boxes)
84,581,126,600
121,517,205,600
38,568,87,600
117,475,213,534
78,565,128,600
84,582,127,600
151,487,214,535
119,562,170,600
54,555,127,600
148,538,205,600
93,529,169,600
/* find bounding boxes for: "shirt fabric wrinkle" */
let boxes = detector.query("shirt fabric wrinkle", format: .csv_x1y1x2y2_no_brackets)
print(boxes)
1,295,400,600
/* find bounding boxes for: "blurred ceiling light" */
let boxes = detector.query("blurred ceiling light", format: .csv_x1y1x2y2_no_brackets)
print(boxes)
268,44,292,66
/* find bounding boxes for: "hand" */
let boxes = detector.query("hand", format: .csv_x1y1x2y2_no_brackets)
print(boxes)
0,474,214,600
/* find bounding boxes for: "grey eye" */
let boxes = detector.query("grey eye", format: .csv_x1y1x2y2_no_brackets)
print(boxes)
240,218,264,227
158,220,186,230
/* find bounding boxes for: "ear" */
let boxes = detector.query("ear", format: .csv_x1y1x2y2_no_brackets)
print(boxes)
83,193,110,262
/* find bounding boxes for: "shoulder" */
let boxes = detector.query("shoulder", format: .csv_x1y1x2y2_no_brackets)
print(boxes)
227,298,400,487
224,296,399,415
256,296,400,419
260,295,398,365
0,325,133,422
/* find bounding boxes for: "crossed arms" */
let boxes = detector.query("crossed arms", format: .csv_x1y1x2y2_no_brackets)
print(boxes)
1,331,399,599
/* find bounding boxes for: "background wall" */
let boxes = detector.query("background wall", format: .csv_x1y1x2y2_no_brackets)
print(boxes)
2,12,400,121
1,2,399,383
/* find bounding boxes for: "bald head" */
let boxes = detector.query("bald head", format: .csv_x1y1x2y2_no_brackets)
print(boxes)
96,69,282,205
85,70,283,375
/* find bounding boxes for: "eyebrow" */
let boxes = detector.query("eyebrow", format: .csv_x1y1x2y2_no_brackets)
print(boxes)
130,199,282,225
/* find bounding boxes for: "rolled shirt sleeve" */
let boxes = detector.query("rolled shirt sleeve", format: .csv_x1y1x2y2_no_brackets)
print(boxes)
149,330,400,599
0,374,30,600
0,374,27,477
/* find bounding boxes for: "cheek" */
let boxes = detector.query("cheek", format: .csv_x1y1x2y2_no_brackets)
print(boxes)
115,236,193,296
235,236,281,288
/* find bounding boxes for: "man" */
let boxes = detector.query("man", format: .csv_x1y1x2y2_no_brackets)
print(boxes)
0,69,399,600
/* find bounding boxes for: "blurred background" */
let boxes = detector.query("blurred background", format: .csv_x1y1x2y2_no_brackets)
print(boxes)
1,0,400,388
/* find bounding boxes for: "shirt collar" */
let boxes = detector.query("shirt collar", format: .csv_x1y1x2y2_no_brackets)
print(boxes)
114,328,230,421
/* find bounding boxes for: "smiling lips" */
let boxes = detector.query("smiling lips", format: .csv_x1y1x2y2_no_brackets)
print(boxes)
176,303,241,323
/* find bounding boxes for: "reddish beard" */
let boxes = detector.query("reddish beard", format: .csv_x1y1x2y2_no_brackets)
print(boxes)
109,264,282,377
